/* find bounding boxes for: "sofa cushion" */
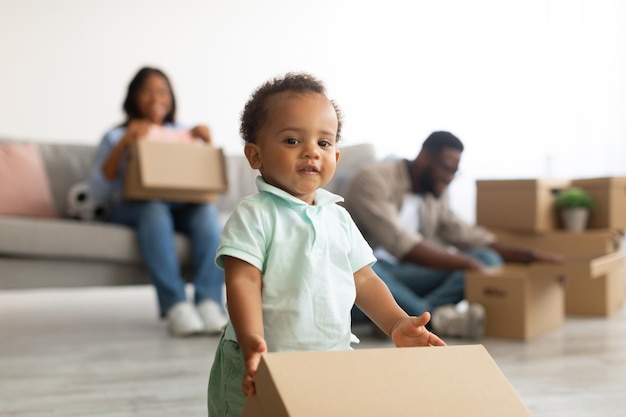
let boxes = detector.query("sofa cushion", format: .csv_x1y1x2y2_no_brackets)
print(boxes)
325,143,377,195
38,142,96,218
0,142,56,218
0,216,192,266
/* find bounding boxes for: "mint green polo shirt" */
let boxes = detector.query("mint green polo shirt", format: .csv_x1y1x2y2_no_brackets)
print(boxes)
216,177,376,352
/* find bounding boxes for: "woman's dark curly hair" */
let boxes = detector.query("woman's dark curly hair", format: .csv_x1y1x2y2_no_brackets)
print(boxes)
240,72,343,144
122,67,177,126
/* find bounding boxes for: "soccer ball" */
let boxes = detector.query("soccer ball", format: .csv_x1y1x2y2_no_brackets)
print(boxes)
66,181,108,221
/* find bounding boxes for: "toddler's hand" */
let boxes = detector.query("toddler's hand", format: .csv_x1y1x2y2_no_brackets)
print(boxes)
241,334,267,396
390,312,446,347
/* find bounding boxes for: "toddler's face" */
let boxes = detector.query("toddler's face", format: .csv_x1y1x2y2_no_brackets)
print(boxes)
245,92,340,205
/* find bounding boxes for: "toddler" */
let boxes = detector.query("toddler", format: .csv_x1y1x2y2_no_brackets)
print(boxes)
207,72,445,416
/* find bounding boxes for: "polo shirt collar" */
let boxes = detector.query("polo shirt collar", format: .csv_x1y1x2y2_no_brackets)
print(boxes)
255,176,343,206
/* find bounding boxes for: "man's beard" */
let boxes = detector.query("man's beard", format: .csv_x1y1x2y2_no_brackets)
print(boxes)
420,170,437,196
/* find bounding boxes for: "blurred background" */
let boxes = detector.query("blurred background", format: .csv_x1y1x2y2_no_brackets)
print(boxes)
1,0,624,222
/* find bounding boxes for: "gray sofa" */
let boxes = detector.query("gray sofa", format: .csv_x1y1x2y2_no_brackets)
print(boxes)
0,139,375,290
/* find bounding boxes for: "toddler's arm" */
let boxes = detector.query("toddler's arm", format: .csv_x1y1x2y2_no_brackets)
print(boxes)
354,265,446,347
223,255,267,395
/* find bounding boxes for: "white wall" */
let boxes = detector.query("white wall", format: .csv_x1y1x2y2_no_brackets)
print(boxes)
1,0,625,221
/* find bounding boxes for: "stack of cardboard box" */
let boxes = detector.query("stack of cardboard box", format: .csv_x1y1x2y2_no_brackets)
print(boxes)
467,177,626,340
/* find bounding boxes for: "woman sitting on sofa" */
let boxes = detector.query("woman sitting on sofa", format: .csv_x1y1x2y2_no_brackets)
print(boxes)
89,66,227,337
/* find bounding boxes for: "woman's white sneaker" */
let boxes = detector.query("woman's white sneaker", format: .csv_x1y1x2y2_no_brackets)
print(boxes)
166,302,205,337
197,300,228,334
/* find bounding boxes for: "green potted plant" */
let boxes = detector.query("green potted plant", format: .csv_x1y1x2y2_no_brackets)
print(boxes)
554,186,594,231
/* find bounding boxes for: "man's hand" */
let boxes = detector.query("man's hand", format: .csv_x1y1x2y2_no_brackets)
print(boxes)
464,257,489,273
531,250,566,265
390,312,447,347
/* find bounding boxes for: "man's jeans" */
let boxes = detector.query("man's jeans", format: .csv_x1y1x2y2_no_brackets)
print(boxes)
352,247,503,321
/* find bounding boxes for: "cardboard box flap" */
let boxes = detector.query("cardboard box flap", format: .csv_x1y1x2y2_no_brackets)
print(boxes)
564,252,625,316
587,250,625,275
242,345,532,417
531,251,624,281
136,140,227,191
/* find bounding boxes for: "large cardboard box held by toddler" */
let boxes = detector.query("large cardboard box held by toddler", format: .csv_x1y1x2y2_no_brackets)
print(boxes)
492,228,623,259
465,264,566,340
241,345,532,417
124,140,228,203
560,251,626,316
476,179,571,233
571,177,626,229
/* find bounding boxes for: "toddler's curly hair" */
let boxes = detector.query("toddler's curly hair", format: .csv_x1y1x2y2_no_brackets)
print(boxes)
240,72,343,144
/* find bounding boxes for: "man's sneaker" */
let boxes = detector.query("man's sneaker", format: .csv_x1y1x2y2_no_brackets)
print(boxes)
166,302,205,337
431,303,486,339
197,300,228,334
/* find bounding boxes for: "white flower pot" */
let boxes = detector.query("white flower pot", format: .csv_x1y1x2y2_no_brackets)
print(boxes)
560,207,590,232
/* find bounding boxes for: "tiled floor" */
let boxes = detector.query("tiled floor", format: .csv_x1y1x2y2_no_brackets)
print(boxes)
1,285,625,416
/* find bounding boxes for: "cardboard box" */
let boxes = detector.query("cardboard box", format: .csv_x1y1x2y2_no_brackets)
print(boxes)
571,177,626,229
124,140,228,203
465,264,566,340
492,228,623,259
241,345,532,417
561,251,626,316
476,178,571,233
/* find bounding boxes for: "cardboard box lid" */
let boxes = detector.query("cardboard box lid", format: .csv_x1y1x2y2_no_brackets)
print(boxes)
571,176,626,189
135,140,227,191
242,345,532,417
468,263,568,280
492,228,623,259
467,253,623,283
476,178,570,190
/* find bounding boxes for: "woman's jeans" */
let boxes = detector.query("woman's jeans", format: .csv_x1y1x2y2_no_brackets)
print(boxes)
110,200,224,316
352,247,503,322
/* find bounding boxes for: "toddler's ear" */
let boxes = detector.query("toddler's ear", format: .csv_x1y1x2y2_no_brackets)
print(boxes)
244,143,262,170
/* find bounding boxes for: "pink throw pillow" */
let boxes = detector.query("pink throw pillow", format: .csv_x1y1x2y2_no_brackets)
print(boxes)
0,143,56,218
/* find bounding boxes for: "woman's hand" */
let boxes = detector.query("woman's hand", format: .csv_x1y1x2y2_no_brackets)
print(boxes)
101,120,150,181
190,125,212,143
121,120,151,147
